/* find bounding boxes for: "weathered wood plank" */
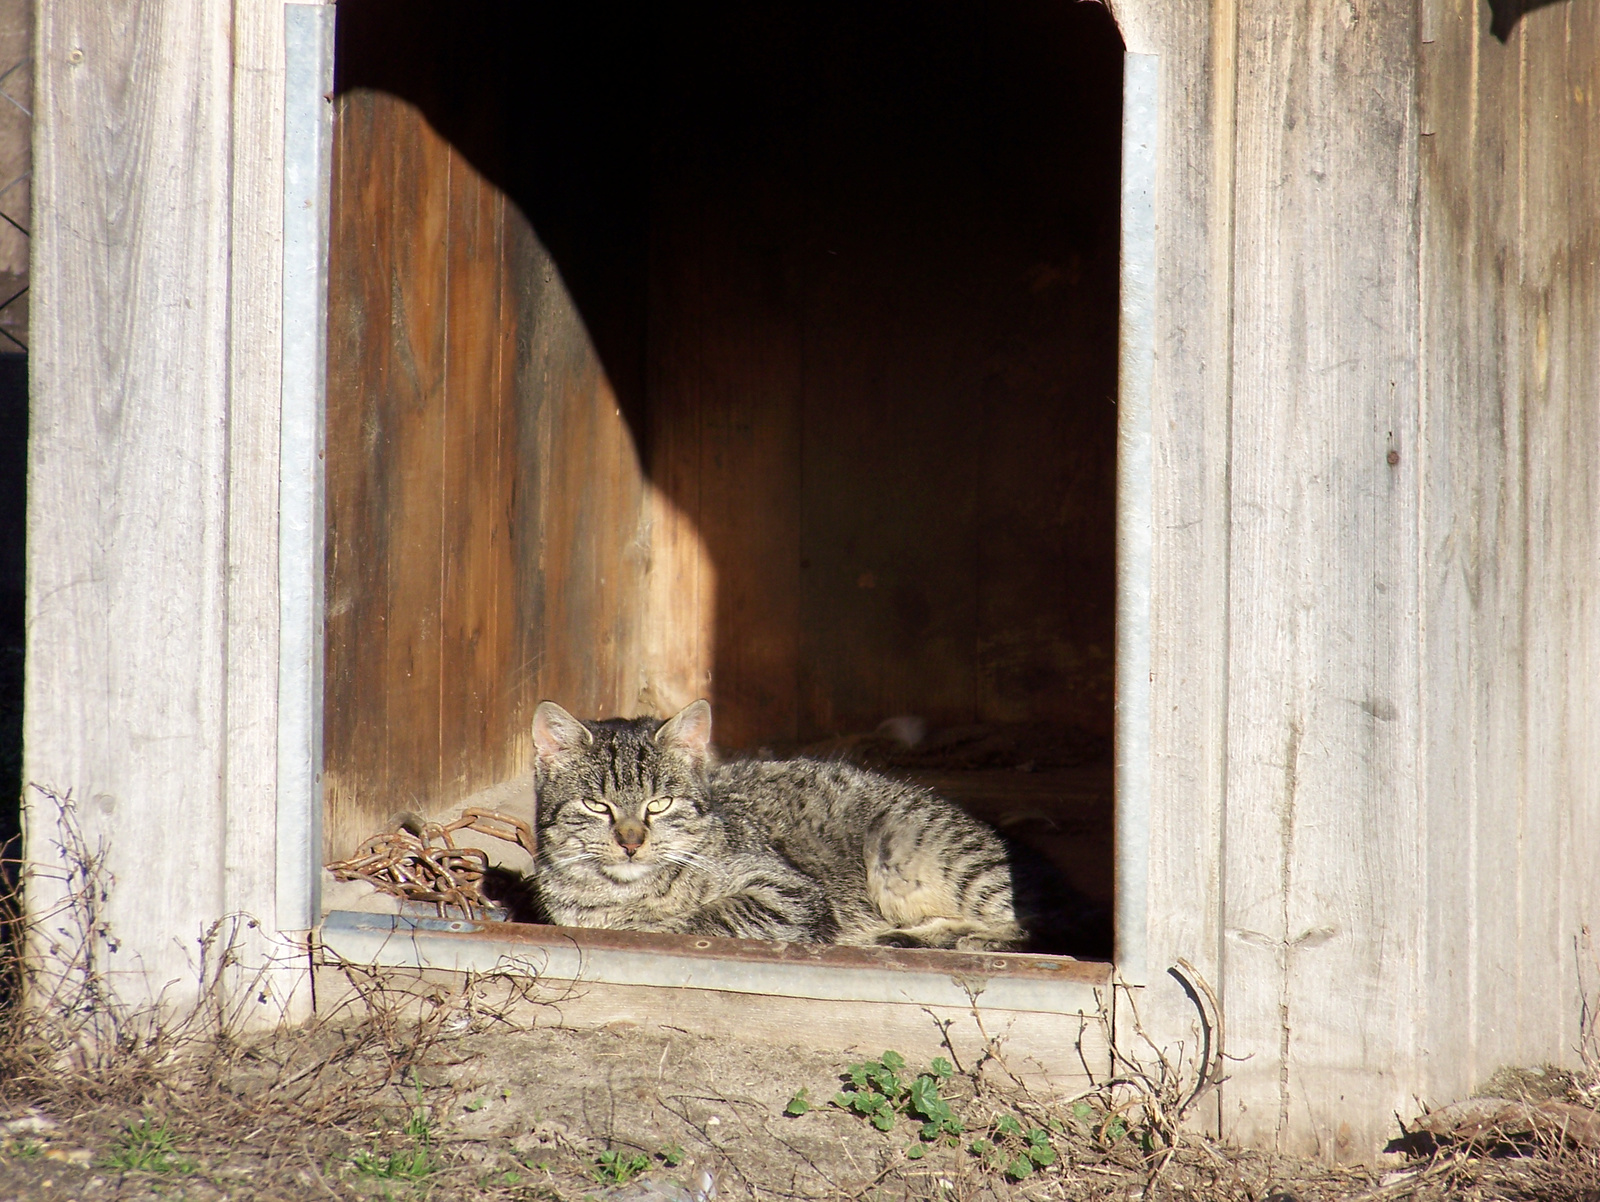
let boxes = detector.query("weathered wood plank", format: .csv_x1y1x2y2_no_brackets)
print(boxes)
1418,0,1600,1107
647,41,806,748
1513,0,1600,1084
439,155,514,801
518,248,649,723
27,0,234,1001
1126,0,1238,1142
641,153,717,723
1418,0,1511,1106
1221,0,1422,1158
380,113,451,818
224,0,286,929
324,91,396,857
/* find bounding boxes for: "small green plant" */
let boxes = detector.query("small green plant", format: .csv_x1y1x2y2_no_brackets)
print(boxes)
659,1141,687,1167
350,1145,436,1181
832,1051,964,1144
349,1090,437,1182
402,1105,432,1145
969,1112,1057,1180
100,1119,197,1174
5,1137,43,1160
593,1148,651,1185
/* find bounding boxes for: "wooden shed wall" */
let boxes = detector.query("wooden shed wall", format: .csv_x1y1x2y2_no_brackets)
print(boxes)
26,0,299,1005
322,2,1122,850
1417,0,1600,1097
19,0,1599,1160
1122,0,1600,1160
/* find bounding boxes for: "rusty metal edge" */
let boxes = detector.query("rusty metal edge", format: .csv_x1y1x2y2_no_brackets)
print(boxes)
318,911,1112,1013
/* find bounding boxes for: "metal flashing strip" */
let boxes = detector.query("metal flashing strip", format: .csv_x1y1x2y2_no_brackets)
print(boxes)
277,3,335,933
320,912,1111,1014
1115,52,1159,986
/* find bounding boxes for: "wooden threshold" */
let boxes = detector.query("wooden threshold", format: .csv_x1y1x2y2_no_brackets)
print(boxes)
319,911,1112,1014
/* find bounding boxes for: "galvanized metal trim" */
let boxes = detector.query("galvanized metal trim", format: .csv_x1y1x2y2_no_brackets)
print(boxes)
1115,53,1159,986
277,3,334,933
320,912,1110,1014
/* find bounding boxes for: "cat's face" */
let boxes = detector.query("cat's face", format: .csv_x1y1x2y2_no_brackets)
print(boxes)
532,701,717,886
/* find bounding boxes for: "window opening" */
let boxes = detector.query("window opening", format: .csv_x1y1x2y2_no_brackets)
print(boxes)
313,1,1130,979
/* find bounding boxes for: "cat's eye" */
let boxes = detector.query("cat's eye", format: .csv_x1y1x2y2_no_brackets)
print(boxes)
645,796,676,815
581,797,610,816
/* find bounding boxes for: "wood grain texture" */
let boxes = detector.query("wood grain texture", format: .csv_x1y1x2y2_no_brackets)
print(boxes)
647,28,806,748
1418,0,1600,1105
1126,0,1599,1160
224,0,287,953
379,111,450,822
324,91,395,855
512,227,650,729
1125,0,1238,1142
439,167,515,802
1220,0,1423,1158
314,965,1113,1090
323,5,1123,848
324,86,663,853
26,0,235,1001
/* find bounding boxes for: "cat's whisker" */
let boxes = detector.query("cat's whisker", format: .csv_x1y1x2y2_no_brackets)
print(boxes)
657,852,711,874
540,852,600,871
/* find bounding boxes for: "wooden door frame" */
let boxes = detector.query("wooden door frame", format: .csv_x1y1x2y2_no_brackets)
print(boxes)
277,7,1156,1001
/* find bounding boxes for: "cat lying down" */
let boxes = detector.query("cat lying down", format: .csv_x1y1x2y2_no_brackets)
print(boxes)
510,699,1108,957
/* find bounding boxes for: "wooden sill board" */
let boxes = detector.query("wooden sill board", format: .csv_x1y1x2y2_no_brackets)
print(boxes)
319,910,1112,1013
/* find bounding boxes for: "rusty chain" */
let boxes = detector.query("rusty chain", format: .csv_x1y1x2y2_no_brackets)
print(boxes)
326,807,536,919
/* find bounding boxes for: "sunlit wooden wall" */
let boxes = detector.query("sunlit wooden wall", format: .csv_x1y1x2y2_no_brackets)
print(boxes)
322,3,1123,853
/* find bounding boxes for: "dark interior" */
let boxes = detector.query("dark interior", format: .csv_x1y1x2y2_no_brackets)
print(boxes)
327,1,1123,955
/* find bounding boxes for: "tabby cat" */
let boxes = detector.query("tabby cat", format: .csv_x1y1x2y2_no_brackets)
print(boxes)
530,699,1059,951
530,701,832,942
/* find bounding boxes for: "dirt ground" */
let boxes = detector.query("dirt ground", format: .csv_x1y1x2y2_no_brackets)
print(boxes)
3,989,1600,1202
5,795,1600,1202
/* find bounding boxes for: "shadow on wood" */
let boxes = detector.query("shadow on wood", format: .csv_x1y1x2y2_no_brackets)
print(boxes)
324,2,1125,898
1487,0,1571,41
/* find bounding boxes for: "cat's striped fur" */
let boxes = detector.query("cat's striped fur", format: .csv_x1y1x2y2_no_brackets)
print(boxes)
531,700,1035,950
712,756,1026,950
530,701,833,942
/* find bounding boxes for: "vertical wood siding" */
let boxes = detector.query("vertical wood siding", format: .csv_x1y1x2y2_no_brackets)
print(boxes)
23,0,1598,1154
1116,0,1237,1146
1221,0,1424,1156
321,5,1124,835
28,0,244,1001
1131,0,1598,1161
1419,0,1600,1101
226,0,294,1006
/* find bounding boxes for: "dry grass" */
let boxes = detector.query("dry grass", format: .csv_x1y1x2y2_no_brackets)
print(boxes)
2,787,1599,1201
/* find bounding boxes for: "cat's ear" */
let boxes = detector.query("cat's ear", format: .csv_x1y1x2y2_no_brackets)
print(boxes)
532,701,592,762
655,699,713,764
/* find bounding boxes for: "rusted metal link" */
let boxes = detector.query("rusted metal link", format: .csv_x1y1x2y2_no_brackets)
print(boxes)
326,808,535,919
458,807,537,856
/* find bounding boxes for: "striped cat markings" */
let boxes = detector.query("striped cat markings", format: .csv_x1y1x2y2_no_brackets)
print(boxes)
531,700,1071,951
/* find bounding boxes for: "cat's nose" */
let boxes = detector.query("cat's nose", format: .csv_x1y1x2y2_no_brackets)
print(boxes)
615,821,646,856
